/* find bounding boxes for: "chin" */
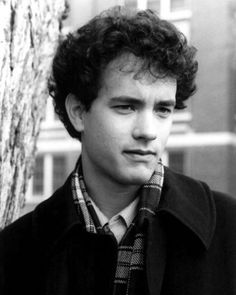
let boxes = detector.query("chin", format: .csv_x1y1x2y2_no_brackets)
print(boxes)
119,171,153,186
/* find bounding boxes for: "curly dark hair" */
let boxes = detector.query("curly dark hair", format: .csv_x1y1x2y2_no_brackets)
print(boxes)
48,5,198,140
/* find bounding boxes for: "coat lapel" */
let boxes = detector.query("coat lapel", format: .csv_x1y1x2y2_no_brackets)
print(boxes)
160,167,216,250
146,214,167,295
146,167,217,295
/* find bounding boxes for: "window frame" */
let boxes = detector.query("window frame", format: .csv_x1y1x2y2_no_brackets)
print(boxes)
160,0,192,21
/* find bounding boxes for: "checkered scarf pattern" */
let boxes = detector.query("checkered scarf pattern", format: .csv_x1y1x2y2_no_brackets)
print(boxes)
71,158,164,295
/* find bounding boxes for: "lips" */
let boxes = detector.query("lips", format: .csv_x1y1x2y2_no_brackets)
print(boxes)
123,149,157,161
124,149,156,156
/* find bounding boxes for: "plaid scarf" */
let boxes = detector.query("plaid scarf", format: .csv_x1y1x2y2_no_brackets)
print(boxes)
71,158,164,295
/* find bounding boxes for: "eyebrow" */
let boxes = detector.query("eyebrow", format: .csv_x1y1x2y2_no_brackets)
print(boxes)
109,96,176,107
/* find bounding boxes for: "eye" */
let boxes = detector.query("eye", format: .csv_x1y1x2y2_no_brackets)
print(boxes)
155,106,173,118
113,104,135,114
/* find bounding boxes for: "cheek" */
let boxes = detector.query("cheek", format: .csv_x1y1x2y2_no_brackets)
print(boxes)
97,114,129,140
85,118,120,151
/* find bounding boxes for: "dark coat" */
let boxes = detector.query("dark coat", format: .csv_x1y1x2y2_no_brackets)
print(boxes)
0,167,236,295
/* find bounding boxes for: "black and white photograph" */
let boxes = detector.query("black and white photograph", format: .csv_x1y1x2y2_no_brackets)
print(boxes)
0,0,236,294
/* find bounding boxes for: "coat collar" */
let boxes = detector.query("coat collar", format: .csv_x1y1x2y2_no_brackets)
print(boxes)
32,174,83,249
32,167,216,250
159,166,216,249
145,167,216,295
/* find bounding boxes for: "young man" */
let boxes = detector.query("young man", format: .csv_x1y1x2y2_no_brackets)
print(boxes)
0,6,236,295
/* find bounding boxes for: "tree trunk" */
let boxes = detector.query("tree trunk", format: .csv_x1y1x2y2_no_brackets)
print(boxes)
0,0,65,229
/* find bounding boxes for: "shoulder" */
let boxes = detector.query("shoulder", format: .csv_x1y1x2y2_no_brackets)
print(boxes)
0,212,33,245
212,189,236,209
164,166,236,225
0,211,35,282
0,172,80,254
165,166,236,204
211,190,236,229
163,166,214,201
0,181,67,248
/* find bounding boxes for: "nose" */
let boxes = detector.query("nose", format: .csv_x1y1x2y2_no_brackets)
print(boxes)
132,112,157,141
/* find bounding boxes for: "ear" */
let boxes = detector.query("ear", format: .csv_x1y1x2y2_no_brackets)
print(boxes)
65,93,85,133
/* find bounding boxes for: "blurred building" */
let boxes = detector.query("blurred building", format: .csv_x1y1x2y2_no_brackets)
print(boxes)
22,0,236,215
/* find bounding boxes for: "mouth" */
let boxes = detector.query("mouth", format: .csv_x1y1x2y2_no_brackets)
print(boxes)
124,149,156,155
123,149,157,161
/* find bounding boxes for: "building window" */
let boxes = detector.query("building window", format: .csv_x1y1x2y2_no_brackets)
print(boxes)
32,156,44,195
168,151,185,174
125,0,137,9
124,0,160,13
53,156,66,191
170,0,190,12
159,0,191,40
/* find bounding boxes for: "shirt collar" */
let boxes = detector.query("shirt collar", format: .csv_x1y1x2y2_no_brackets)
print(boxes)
89,197,139,228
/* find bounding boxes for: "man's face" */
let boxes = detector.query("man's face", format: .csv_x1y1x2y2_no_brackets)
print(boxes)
80,55,177,187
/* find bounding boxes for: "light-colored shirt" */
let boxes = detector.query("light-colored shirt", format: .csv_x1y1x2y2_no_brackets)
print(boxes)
90,197,139,243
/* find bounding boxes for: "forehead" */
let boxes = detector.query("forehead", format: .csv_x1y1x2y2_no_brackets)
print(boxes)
99,53,176,97
101,53,152,83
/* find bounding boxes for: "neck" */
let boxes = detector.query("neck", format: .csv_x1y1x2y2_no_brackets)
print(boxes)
81,158,140,219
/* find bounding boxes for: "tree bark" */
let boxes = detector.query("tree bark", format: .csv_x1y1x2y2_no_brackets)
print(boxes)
0,0,65,229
